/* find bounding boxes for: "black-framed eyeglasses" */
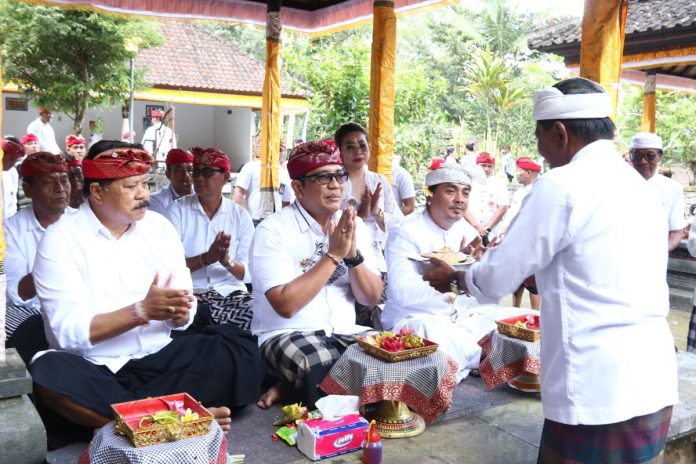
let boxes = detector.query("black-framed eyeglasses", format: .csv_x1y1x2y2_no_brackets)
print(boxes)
192,167,224,178
629,150,660,162
299,171,348,185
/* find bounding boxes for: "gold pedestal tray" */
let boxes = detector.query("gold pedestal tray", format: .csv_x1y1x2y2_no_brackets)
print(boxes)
370,400,425,439
507,371,541,393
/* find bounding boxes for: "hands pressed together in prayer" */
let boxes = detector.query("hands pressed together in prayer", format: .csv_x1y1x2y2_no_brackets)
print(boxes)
358,184,384,229
327,207,359,261
205,231,232,266
138,273,195,327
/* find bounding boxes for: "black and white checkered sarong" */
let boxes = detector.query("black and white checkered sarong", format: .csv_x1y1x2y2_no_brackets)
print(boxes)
260,331,357,406
194,289,254,330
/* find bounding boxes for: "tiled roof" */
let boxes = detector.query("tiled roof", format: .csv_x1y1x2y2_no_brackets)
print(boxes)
136,22,305,98
528,0,696,49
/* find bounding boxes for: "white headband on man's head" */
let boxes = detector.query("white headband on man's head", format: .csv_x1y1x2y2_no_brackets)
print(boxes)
533,85,612,121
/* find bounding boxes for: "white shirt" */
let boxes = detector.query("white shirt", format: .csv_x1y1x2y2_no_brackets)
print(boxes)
391,163,416,208
27,118,61,154
237,159,294,219
5,206,76,308
142,123,176,162
33,202,194,372
464,140,678,425
250,201,380,346
2,168,19,220
166,194,254,295
501,183,533,231
685,217,696,305
468,176,509,227
382,209,479,329
647,173,687,231
150,184,181,216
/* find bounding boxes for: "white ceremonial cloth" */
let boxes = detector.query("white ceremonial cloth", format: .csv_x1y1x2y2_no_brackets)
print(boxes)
166,195,254,294
647,173,687,232
2,168,19,220
26,118,61,154
464,139,678,425
5,206,76,307
250,201,380,346
32,202,194,372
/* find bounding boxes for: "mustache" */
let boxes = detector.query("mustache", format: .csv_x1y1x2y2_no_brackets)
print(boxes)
134,201,150,210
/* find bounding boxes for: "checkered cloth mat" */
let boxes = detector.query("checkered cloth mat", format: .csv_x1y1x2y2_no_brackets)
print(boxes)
478,330,541,390
319,343,458,423
78,421,227,464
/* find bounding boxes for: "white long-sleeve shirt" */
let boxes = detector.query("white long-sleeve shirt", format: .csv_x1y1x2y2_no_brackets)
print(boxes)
465,139,678,426
26,118,61,154
647,172,687,232
33,202,194,372
250,201,380,346
382,209,478,329
5,206,76,307
166,194,254,294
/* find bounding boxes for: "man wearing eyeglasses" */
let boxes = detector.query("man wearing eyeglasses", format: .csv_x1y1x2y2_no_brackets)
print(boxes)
250,139,383,409
149,148,194,215
630,132,686,251
165,147,257,332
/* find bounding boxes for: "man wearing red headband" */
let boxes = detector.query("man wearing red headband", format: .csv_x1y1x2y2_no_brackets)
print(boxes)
141,109,176,165
466,151,509,243
250,140,383,409
499,156,542,310
26,107,61,154
28,140,259,437
64,135,86,163
149,148,194,215
5,152,75,358
20,133,40,155
165,147,260,336
2,137,25,219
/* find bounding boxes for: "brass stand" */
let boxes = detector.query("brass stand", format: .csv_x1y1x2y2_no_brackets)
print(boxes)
507,371,541,393
370,400,425,438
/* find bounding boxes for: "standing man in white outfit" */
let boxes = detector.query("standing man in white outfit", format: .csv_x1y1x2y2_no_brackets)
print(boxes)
26,108,61,155
466,152,509,242
425,77,677,463
630,132,687,251
141,109,176,166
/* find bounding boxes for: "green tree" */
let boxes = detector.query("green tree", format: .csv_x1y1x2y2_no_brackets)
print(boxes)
0,0,162,134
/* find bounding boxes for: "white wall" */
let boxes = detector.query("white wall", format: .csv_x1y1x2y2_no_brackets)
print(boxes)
1,93,252,165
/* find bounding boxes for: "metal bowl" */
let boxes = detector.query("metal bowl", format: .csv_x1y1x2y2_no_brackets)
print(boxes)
410,257,475,275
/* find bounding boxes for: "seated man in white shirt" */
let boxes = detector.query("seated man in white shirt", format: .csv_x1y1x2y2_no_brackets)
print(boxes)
630,132,687,251
250,140,383,408
2,137,25,220
5,152,74,359
150,148,194,215
383,163,527,381
28,140,263,437
425,78,677,463
166,147,255,330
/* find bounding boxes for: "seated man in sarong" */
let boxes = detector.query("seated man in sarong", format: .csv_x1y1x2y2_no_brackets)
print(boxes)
382,163,528,381
5,152,76,361
149,148,194,215
28,140,264,437
166,147,255,330
250,140,383,408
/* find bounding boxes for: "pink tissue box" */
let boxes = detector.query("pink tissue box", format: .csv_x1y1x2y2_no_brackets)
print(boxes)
296,414,369,461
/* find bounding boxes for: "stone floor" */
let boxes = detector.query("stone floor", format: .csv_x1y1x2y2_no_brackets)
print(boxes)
44,301,696,464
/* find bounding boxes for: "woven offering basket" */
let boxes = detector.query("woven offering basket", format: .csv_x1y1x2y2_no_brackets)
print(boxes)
112,393,213,447
356,336,438,362
495,314,540,342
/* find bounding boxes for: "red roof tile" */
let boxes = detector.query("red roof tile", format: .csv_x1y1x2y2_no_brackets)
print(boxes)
135,22,305,98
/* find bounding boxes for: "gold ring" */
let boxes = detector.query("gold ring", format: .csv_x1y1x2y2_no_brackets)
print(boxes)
167,306,176,314
341,228,348,233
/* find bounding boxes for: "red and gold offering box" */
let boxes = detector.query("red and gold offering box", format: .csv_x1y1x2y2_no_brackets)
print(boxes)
112,393,213,447
496,314,540,342
297,414,369,461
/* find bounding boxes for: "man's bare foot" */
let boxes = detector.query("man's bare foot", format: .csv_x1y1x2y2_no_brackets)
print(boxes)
208,406,232,432
256,381,292,409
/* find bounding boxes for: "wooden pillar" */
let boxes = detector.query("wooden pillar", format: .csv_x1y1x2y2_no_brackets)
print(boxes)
579,0,628,120
260,0,281,218
640,70,657,133
367,0,397,183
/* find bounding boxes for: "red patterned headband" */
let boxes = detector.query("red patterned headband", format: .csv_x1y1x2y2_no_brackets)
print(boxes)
20,152,68,177
287,139,342,179
82,147,153,179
